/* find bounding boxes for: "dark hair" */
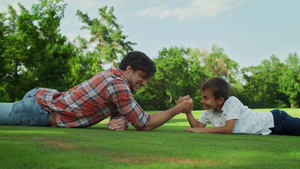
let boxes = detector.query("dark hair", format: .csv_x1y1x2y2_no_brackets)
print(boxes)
119,51,156,78
200,77,231,100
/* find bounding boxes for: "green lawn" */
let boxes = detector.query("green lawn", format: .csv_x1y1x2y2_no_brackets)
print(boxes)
0,109,299,169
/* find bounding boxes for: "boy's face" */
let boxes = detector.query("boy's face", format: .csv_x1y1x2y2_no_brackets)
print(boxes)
201,90,224,111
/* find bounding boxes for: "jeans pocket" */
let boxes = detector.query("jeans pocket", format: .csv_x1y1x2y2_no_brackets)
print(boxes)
11,98,38,126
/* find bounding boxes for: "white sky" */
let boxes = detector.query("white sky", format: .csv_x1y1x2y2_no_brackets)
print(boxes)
1,0,299,68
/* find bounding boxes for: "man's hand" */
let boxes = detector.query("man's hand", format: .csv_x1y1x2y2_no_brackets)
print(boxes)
107,118,127,131
177,95,191,104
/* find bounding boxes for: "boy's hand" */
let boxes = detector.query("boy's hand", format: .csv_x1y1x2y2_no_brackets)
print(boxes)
184,127,204,132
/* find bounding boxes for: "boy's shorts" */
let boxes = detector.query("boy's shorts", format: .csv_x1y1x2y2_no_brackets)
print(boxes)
270,109,300,136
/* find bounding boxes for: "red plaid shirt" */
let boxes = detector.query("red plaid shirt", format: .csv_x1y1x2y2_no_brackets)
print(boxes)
35,68,150,130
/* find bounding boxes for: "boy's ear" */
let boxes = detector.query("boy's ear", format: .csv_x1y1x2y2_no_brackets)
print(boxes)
217,97,225,105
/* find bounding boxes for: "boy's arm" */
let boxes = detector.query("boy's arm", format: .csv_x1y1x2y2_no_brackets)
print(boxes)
186,112,206,128
177,96,206,128
143,99,193,131
184,119,236,134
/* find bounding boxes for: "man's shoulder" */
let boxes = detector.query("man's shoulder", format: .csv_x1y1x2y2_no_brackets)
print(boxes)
94,69,124,82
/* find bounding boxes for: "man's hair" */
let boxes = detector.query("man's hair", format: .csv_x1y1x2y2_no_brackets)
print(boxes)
200,77,231,100
119,51,156,78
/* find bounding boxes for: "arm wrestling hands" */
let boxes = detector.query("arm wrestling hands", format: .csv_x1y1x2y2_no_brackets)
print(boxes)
177,95,193,113
177,96,208,133
108,95,194,131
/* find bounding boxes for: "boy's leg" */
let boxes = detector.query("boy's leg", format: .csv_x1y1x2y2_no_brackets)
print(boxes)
0,88,50,126
0,103,14,125
271,109,300,136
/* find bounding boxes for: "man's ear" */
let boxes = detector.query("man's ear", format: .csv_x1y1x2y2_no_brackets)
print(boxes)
126,65,133,71
123,65,134,79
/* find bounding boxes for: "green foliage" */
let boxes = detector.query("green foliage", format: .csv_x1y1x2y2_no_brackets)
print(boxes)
242,55,290,108
278,53,300,108
63,6,137,88
0,0,299,109
135,46,239,110
76,6,136,68
0,1,135,101
0,0,73,100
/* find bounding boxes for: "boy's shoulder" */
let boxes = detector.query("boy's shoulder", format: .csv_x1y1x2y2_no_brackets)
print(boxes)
225,96,242,103
223,96,244,110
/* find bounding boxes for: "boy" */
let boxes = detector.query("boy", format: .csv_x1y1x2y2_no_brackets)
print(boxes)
180,77,300,136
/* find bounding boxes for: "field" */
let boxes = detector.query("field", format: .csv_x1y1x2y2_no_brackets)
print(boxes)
0,109,299,169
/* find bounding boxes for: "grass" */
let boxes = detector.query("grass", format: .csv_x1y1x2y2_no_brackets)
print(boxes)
0,108,300,169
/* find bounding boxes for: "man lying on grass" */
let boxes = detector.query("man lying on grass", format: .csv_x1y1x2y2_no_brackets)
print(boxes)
0,51,193,131
179,77,300,136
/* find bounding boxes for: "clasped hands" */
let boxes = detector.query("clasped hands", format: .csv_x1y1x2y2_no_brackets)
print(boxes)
177,95,193,113
107,95,193,131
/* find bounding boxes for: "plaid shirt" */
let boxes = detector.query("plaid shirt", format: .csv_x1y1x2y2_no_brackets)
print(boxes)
35,68,150,130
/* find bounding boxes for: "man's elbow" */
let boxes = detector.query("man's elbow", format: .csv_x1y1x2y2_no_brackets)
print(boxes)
135,125,153,131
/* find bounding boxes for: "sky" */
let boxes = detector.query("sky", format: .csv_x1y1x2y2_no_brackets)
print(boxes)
0,0,299,68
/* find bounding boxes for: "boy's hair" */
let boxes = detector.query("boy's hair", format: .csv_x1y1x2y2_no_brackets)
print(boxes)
201,77,231,100
119,51,156,78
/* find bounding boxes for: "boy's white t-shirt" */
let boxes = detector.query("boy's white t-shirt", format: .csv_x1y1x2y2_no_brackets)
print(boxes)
199,96,274,135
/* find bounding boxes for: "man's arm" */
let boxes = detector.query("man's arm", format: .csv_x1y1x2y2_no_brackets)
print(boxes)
184,119,236,134
143,99,193,131
108,111,130,131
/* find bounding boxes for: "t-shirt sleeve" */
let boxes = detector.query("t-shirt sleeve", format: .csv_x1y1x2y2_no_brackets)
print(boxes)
223,97,242,121
199,110,211,125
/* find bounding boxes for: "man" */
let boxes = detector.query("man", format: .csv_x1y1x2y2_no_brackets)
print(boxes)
0,51,193,131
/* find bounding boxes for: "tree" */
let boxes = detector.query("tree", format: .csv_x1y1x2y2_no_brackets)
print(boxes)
31,0,76,91
0,13,11,101
76,6,136,69
63,6,137,87
134,47,191,110
0,0,77,101
278,53,300,108
242,55,289,108
135,45,239,110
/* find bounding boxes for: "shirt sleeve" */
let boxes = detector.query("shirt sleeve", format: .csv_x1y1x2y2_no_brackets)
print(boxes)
223,97,241,121
106,79,150,131
199,110,211,125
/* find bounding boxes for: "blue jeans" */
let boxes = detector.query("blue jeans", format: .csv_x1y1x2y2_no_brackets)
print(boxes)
0,88,50,126
270,109,300,136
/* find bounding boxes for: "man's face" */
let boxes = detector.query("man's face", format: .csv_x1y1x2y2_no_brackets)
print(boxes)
126,70,150,93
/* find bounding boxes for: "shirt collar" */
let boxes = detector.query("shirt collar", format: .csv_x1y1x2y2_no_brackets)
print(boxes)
110,68,129,86
211,109,223,114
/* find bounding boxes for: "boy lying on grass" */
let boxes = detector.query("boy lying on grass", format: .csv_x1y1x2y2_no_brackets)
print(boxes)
178,77,300,136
